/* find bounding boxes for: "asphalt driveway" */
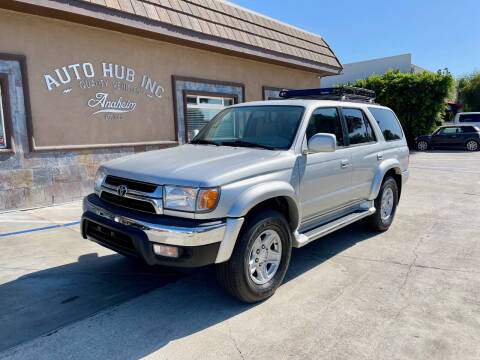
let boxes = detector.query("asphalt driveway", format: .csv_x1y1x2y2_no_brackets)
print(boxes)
0,150,479,359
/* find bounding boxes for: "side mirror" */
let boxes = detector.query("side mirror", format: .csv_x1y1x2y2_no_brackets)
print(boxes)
307,133,336,153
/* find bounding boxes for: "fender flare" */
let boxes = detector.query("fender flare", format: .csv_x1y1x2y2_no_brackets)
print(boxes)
227,181,300,230
369,159,402,200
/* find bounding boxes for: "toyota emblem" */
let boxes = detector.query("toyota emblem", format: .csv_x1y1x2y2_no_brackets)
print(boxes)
117,185,128,197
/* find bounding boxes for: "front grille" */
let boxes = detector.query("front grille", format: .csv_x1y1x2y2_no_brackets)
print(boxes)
85,220,137,256
105,175,158,193
101,191,157,214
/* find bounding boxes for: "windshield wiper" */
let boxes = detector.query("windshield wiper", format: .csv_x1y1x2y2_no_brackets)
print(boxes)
219,140,276,150
190,139,220,146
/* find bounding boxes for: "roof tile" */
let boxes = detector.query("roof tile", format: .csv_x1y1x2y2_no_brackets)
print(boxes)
167,0,183,12
75,0,342,72
177,12,193,30
104,0,120,9
155,6,171,23
188,15,203,33
143,2,159,20
197,19,212,35
130,0,147,17
116,0,134,13
91,0,106,6
166,9,182,27
158,0,171,8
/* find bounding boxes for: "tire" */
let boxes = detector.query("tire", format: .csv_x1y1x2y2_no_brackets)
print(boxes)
216,209,292,303
417,140,428,151
466,140,479,151
364,176,399,232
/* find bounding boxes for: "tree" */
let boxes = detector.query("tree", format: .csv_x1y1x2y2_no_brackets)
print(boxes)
346,70,454,145
458,71,480,112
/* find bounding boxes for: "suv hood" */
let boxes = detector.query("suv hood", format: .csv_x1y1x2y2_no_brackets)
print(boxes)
102,144,295,187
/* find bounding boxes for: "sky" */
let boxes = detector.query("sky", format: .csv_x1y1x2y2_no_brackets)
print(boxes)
228,0,480,78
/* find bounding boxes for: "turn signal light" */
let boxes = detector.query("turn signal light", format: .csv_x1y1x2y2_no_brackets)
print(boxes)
197,189,219,211
153,244,179,258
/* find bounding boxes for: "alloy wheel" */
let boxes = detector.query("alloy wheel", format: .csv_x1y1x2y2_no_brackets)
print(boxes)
417,141,428,151
466,140,478,151
248,230,282,285
380,188,394,221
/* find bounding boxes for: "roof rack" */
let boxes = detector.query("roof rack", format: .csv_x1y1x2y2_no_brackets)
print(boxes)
279,86,376,103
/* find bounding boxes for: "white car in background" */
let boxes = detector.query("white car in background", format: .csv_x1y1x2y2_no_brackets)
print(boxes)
454,112,480,125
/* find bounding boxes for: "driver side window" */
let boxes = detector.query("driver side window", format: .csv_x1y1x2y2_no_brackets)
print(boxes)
306,108,344,146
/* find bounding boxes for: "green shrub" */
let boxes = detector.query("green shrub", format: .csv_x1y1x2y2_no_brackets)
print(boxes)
458,72,480,112
346,70,454,145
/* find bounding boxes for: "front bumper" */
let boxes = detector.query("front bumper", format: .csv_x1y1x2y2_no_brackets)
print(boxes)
82,194,244,267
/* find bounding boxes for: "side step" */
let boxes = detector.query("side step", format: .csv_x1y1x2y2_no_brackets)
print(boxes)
293,207,376,248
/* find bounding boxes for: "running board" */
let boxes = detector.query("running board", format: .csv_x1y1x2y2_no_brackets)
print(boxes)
293,207,376,248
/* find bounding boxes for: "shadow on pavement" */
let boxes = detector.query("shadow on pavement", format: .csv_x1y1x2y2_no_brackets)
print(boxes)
0,222,379,356
0,253,183,351
411,149,474,154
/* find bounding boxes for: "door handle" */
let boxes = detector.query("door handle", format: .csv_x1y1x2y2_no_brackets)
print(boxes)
377,153,383,161
340,159,349,168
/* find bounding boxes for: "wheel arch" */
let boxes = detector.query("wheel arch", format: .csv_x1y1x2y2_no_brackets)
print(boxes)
227,181,300,232
369,160,402,200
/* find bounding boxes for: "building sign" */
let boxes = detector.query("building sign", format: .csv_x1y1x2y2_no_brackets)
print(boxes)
43,62,164,120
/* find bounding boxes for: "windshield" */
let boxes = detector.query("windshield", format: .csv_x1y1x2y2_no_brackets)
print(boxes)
191,106,305,150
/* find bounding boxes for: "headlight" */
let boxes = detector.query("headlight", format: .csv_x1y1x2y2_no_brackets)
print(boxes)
94,168,107,192
164,186,219,212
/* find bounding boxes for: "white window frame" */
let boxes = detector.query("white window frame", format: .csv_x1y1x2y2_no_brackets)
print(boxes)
0,85,6,149
185,94,235,140
186,95,234,110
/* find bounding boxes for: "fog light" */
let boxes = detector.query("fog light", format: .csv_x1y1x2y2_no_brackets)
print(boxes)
153,244,180,258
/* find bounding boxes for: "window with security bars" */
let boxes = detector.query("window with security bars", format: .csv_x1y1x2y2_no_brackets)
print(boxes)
0,84,6,149
186,95,235,141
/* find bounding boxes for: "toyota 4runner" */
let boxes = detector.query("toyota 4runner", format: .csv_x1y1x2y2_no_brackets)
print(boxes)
81,87,409,303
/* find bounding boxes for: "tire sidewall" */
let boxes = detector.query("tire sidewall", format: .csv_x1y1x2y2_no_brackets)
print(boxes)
376,177,399,228
239,211,292,301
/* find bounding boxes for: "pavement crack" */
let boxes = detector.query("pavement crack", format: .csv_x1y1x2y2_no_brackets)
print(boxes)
398,233,424,294
227,321,245,360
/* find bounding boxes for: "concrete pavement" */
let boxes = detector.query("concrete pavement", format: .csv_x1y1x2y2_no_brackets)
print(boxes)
0,150,479,359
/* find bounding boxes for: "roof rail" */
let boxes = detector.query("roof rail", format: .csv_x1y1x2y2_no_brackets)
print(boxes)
279,86,376,103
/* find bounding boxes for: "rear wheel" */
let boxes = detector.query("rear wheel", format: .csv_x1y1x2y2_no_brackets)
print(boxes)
417,140,428,151
466,140,478,151
216,209,292,303
364,176,399,232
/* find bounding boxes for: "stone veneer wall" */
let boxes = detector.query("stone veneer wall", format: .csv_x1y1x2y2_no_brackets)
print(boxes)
0,58,164,211
0,147,165,211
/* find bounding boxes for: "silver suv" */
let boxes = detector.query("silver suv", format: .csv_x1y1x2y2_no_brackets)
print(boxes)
81,87,409,303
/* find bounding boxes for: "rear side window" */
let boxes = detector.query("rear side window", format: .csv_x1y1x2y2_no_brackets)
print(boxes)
343,108,376,145
461,126,477,133
306,107,344,146
368,107,404,141
459,114,480,123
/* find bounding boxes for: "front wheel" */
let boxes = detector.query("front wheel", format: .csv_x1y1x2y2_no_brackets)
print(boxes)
466,140,479,151
364,176,399,232
216,209,292,303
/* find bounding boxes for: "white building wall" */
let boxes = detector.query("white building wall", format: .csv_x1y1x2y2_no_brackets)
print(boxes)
321,54,414,87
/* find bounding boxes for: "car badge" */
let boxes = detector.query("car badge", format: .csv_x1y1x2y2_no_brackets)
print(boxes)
117,185,128,197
